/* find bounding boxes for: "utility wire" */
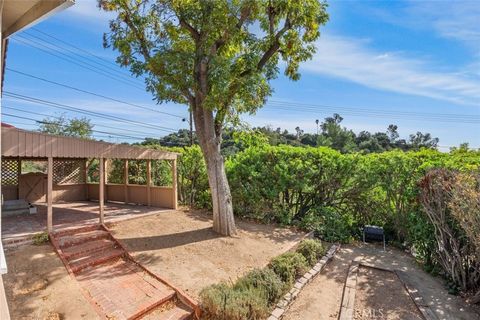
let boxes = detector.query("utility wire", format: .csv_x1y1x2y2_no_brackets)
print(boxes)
265,105,480,124
266,100,480,123
3,92,178,133
12,36,145,90
30,27,127,69
23,30,143,85
2,113,152,141
7,68,186,119
2,105,167,137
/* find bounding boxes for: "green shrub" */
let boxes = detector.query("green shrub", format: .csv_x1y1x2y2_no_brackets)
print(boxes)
200,283,269,320
313,207,353,243
296,239,324,266
234,268,286,304
269,252,309,285
32,232,49,245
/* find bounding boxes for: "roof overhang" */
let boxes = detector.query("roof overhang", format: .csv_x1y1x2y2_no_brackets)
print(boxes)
1,126,179,160
2,0,74,39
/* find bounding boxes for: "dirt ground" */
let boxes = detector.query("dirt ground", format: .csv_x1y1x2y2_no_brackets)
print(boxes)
354,266,422,320
3,244,98,320
283,242,480,320
109,208,307,298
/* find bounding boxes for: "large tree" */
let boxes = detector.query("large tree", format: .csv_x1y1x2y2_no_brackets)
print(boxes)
99,0,329,235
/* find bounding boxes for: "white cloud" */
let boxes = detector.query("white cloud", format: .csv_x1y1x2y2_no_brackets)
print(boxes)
302,34,480,106
61,0,114,25
406,1,480,48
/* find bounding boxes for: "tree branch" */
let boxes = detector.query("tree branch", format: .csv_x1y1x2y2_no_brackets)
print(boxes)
119,3,151,61
210,6,252,56
177,16,200,42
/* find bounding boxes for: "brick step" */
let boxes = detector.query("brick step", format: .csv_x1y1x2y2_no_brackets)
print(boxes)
57,230,110,248
70,248,124,273
54,224,102,238
142,302,193,320
62,239,118,261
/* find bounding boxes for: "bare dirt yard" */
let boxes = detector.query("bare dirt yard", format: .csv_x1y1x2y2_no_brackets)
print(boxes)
3,244,98,320
108,208,307,298
354,266,422,320
283,243,480,320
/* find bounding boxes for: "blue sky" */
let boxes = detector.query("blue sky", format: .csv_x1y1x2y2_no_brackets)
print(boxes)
2,0,479,150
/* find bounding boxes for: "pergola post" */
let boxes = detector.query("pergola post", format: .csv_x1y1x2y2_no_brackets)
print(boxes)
47,157,53,233
99,157,105,224
17,158,21,199
124,159,128,204
172,158,178,210
147,159,151,206
104,159,108,202
84,159,89,200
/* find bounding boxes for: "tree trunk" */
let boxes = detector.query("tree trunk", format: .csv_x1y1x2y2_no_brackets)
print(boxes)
204,146,236,236
192,102,237,236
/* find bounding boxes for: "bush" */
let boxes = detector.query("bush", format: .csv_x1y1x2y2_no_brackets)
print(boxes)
234,268,286,304
296,239,324,266
420,169,480,303
269,252,309,285
32,232,49,245
200,283,269,320
313,207,353,243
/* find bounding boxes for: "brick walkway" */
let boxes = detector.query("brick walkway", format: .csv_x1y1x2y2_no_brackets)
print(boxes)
50,224,196,319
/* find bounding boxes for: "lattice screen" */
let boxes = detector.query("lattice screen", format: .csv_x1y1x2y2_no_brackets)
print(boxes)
53,160,86,184
1,159,19,186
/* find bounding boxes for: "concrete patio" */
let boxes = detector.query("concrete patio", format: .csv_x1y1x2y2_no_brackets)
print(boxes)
1,201,174,245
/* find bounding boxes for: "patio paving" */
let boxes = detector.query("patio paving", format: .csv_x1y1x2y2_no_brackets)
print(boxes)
1,201,173,243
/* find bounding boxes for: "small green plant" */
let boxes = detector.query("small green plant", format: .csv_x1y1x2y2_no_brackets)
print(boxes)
32,232,49,245
269,252,308,285
234,268,286,304
200,283,269,320
296,239,325,266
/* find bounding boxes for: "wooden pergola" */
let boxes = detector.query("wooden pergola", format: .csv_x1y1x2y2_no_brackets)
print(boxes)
1,126,179,233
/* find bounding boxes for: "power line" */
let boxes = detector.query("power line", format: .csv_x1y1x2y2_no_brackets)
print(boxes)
12,36,145,90
6,68,186,119
2,113,151,141
265,104,480,124
3,92,178,133
23,30,143,85
2,105,166,137
266,100,480,124
30,27,126,69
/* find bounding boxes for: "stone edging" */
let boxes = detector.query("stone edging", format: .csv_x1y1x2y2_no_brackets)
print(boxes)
338,261,360,320
267,243,341,320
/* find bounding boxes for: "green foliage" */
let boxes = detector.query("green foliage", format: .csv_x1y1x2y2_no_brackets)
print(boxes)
269,252,309,285
101,0,329,112
136,117,441,155
227,145,361,224
200,283,269,320
296,239,324,266
32,232,49,245
38,114,93,138
170,146,211,208
234,268,286,304
312,207,353,243
200,268,285,320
